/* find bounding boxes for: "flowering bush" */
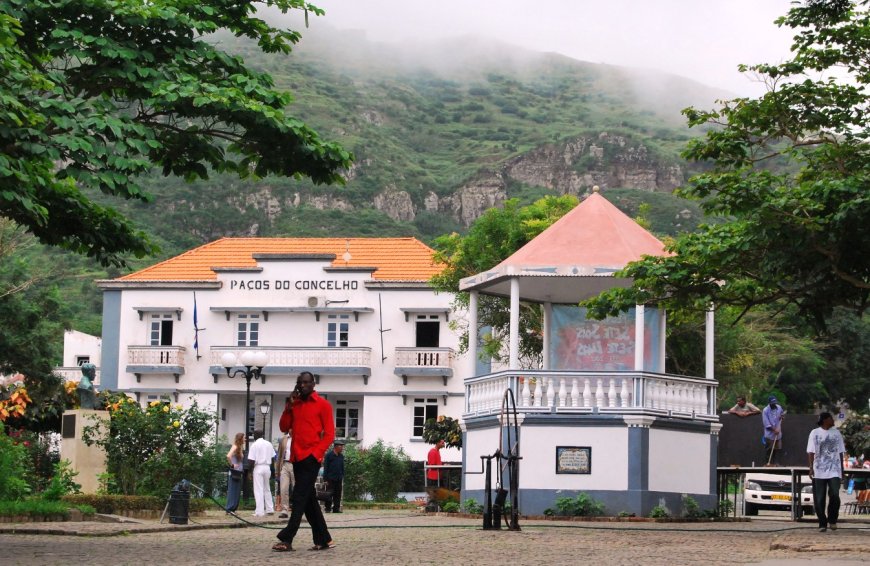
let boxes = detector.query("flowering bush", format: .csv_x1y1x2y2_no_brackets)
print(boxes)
0,384,31,422
82,394,223,496
422,415,462,448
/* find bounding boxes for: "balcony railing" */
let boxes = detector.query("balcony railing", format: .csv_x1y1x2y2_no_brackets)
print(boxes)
127,346,186,367
210,346,372,371
465,370,717,421
394,347,455,369
54,366,101,386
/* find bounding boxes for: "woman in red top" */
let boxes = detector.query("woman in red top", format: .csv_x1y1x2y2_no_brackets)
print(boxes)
427,439,445,486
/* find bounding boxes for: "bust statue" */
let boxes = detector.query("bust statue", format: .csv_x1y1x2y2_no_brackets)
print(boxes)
77,363,98,410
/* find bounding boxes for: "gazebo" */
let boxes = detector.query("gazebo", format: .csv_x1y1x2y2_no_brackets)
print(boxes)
459,189,720,516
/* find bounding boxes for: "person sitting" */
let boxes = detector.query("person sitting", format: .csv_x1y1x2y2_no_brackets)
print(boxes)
728,396,761,417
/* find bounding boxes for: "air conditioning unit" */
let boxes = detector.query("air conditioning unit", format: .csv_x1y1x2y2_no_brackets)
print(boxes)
307,296,319,308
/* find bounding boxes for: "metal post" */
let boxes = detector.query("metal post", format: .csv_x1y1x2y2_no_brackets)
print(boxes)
243,376,252,503
482,455,493,529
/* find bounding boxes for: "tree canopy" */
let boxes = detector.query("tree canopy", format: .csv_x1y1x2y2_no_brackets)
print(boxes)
0,0,351,266
584,0,870,332
431,195,579,365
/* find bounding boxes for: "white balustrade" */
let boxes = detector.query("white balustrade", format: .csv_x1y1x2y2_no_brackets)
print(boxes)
464,370,717,420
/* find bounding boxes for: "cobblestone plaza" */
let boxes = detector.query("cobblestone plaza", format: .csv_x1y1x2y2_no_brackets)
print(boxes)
2,510,868,565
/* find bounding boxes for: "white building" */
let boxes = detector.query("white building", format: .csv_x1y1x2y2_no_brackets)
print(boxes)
95,237,465,461
55,330,102,385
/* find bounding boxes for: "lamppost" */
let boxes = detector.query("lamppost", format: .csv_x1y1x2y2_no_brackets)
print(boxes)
259,398,271,436
220,350,268,502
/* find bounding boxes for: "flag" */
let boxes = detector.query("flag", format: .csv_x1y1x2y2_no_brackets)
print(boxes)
193,292,201,360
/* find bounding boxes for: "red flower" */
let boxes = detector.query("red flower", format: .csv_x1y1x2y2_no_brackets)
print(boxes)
23,440,30,447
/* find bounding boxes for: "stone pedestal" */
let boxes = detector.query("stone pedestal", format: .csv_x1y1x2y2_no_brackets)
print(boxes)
60,409,108,494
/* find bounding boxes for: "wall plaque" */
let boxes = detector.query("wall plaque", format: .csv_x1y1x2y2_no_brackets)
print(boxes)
61,413,77,439
556,446,591,474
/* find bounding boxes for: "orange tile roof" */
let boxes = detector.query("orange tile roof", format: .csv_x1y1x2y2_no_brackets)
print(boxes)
118,238,442,282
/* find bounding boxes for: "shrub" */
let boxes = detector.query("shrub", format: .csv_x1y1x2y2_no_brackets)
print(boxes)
682,495,703,519
42,460,81,501
343,440,411,502
0,421,31,500
462,498,483,514
81,395,223,496
648,505,670,519
364,440,411,502
553,493,605,517
0,499,71,518
441,501,460,513
342,443,367,501
61,494,209,514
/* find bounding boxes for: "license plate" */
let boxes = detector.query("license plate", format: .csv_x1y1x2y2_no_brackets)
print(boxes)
771,494,791,501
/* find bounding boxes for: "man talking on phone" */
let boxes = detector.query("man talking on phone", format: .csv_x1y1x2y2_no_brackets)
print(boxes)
272,371,336,552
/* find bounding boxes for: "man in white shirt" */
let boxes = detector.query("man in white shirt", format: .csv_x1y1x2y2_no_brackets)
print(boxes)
807,412,846,532
247,429,276,517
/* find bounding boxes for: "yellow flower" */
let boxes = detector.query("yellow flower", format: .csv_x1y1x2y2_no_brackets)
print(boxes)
163,405,170,413
175,404,182,410
150,401,159,407
173,420,180,428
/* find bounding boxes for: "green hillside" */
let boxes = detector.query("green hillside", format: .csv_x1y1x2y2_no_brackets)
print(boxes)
34,29,723,337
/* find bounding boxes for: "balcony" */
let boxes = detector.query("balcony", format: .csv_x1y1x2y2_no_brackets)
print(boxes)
126,346,186,382
465,369,717,421
209,346,372,383
394,347,455,385
54,366,101,387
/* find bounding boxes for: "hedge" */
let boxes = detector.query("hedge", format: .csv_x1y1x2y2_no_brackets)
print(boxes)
61,494,208,514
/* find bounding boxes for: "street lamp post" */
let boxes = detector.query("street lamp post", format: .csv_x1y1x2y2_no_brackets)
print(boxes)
221,350,268,503
259,398,271,436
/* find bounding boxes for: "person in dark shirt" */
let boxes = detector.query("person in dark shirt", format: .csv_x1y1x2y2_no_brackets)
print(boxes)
322,440,345,513
272,371,336,552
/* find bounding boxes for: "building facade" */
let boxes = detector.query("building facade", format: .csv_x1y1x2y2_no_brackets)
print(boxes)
95,237,465,461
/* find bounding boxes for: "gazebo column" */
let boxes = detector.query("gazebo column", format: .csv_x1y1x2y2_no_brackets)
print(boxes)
634,304,645,371
542,302,552,370
659,308,667,372
509,277,520,370
705,308,715,380
469,290,479,377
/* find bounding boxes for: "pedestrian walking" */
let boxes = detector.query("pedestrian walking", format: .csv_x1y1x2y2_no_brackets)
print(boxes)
323,439,345,513
276,430,294,518
272,371,336,552
247,429,276,517
807,412,846,532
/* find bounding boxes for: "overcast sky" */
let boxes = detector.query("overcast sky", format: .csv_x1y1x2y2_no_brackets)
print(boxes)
297,0,796,96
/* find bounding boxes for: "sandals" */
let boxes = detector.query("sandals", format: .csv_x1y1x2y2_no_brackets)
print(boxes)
308,542,336,551
272,542,294,552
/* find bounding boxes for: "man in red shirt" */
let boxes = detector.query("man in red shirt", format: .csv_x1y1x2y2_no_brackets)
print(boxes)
272,371,335,552
427,439,445,487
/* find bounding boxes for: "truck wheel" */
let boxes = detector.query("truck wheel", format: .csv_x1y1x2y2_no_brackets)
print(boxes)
744,502,758,516
802,506,814,515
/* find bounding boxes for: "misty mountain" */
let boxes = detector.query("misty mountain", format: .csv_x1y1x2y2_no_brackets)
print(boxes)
113,26,728,261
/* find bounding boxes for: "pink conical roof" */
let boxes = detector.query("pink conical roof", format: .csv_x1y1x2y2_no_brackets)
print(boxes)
497,191,668,271
459,191,671,302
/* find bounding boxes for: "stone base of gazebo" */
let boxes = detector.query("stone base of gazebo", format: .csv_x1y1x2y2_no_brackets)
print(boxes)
462,413,720,517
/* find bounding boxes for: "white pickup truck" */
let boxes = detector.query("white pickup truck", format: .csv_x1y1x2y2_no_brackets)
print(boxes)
743,473,814,516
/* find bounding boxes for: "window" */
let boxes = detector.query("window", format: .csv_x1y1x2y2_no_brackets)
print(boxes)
415,314,440,347
75,356,90,366
334,399,360,440
412,397,439,438
143,393,170,407
149,313,174,346
327,314,350,347
236,314,260,346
